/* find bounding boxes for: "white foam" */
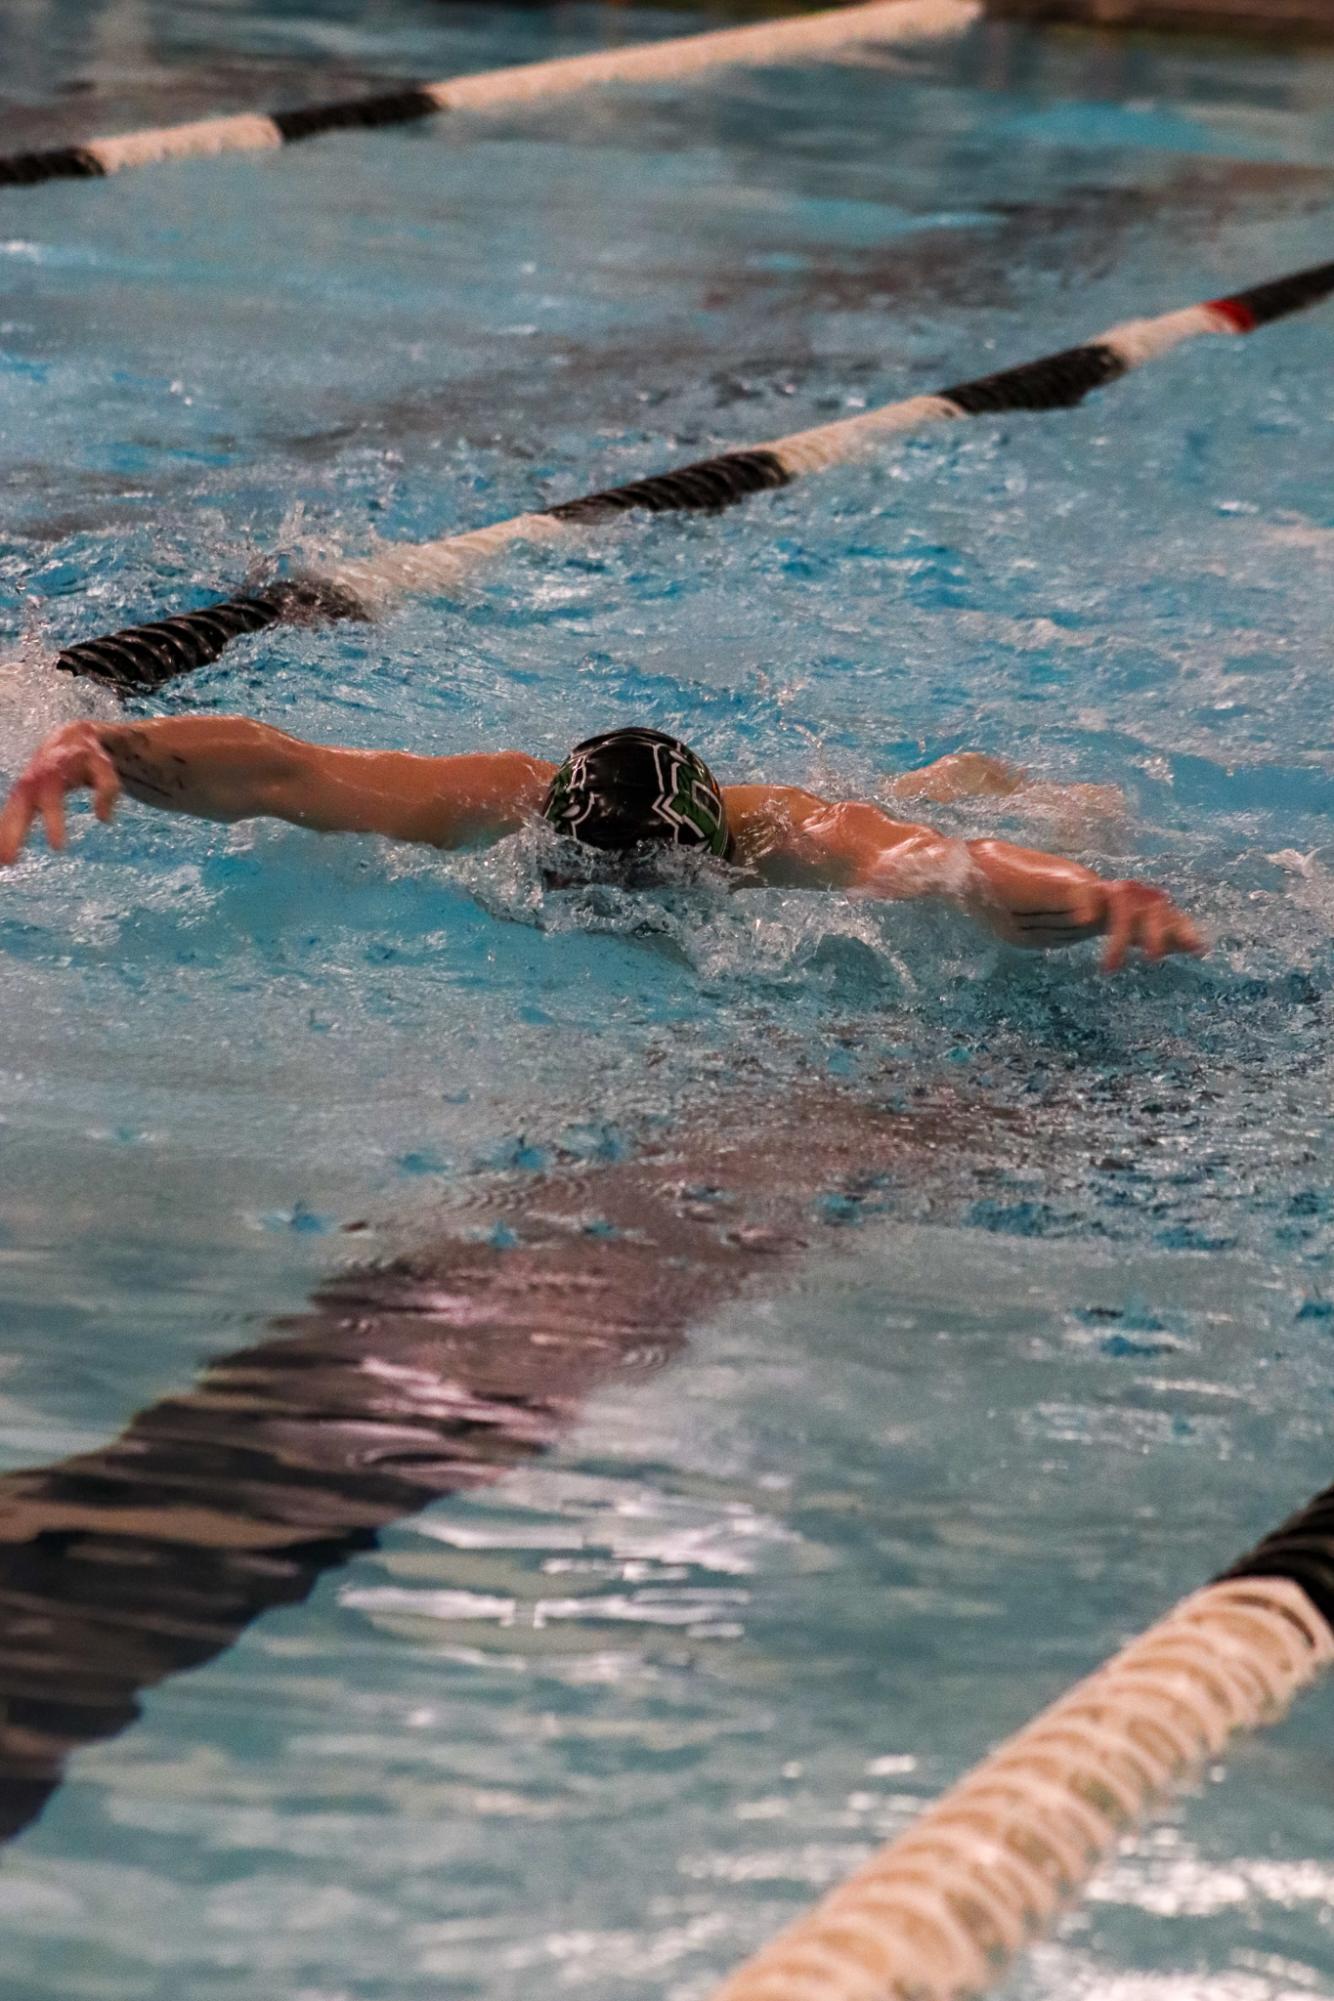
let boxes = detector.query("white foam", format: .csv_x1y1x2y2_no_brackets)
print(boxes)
0,638,118,777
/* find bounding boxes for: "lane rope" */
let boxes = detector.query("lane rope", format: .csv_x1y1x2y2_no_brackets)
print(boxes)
705,1474,1334,2001
49,256,1334,696
0,0,975,190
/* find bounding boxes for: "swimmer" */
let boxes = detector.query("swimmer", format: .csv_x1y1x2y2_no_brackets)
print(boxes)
0,717,1202,970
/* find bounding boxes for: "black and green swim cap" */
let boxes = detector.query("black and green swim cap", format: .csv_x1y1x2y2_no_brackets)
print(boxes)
541,728,730,858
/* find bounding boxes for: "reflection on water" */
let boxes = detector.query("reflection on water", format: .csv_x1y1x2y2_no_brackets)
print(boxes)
0,1077,998,1846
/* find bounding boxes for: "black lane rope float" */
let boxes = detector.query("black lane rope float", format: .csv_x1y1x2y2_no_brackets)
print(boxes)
0,0,973,191
48,254,1334,698
704,1476,1334,2001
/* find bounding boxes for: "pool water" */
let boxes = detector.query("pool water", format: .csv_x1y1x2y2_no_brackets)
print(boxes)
1,3,1334,1997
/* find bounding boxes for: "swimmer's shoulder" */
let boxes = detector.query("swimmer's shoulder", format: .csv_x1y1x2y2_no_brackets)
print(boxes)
721,783,833,881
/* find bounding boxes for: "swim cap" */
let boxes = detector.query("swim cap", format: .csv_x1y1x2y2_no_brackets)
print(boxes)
541,728,730,857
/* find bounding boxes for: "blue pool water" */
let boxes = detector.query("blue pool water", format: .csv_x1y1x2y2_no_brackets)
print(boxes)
2,3,1334,1997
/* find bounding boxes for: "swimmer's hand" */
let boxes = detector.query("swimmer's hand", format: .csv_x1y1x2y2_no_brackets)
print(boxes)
992,870,1205,972
921,837,1200,971
0,722,120,863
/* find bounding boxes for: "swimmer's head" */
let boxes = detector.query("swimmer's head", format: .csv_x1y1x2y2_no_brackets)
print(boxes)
541,727,731,862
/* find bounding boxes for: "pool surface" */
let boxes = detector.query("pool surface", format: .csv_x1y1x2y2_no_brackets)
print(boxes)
1,3,1333,1997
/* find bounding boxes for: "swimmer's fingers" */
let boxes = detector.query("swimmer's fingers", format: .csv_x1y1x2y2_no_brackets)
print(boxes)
1100,880,1204,973
0,773,66,862
1145,899,1205,965
88,738,120,823
0,782,39,865
1099,884,1133,972
39,776,68,854
0,723,119,864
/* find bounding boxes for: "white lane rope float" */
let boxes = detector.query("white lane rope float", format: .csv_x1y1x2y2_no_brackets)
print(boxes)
0,0,976,191
49,255,1334,696
703,1477,1334,2001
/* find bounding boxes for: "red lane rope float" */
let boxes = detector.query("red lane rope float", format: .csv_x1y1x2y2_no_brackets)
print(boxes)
702,1476,1334,2001
49,255,1334,696
0,0,975,191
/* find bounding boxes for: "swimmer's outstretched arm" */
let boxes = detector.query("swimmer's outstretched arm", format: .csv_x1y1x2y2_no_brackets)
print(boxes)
723,786,1203,973
1,723,1201,970
0,717,555,859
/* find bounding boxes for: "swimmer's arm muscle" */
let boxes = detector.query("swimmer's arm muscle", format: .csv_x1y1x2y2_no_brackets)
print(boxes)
723,785,1203,972
0,718,554,859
